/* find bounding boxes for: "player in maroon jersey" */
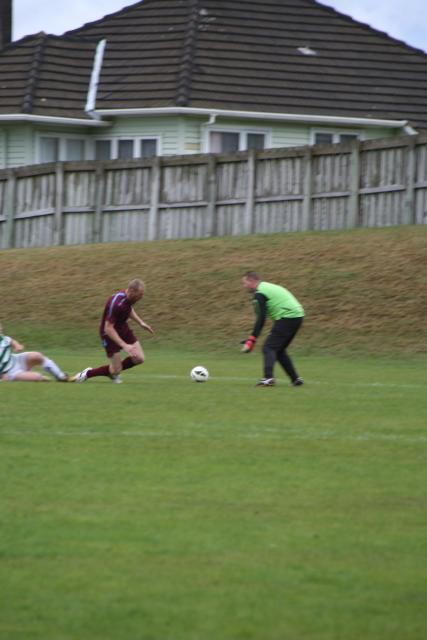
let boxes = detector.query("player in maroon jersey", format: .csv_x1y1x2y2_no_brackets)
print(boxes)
71,279,154,383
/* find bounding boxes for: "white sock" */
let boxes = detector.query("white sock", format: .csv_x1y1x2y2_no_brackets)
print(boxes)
42,357,65,380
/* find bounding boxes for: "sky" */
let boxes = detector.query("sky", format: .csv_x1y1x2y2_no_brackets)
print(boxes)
12,0,427,53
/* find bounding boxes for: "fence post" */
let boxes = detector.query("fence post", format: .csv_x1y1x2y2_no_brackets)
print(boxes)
302,148,313,230
148,156,161,241
93,164,104,243
53,162,64,245
206,154,218,236
348,140,361,228
4,169,16,249
404,137,416,225
244,149,256,235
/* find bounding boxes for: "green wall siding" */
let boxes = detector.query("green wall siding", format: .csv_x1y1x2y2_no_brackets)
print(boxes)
0,125,33,168
0,115,405,168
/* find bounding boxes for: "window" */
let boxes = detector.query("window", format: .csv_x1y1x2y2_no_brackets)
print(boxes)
208,130,267,153
38,136,86,163
314,132,334,145
247,133,266,151
140,139,158,159
118,139,134,160
94,138,159,161
339,134,359,143
66,139,85,161
313,131,361,145
39,137,59,163
210,132,239,153
95,140,111,160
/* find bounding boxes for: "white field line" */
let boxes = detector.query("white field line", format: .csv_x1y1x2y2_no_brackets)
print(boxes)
146,373,424,390
1,428,426,444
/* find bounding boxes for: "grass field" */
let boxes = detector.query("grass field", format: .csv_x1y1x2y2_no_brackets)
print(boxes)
1,347,426,640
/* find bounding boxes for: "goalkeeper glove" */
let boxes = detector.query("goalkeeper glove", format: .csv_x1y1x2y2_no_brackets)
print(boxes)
241,335,257,353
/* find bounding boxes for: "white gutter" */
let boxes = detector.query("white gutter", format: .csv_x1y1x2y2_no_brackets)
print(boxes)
93,106,411,129
0,114,108,127
85,39,107,117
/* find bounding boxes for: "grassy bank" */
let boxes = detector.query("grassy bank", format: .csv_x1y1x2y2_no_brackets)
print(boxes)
1,226,426,354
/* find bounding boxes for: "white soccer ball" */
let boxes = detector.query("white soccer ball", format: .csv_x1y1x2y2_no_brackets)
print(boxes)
190,365,209,383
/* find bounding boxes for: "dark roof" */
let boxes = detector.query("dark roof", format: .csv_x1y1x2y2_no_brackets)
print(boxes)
1,0,427,128
0,33,98,119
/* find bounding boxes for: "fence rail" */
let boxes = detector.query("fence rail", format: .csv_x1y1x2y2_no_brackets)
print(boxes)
1,133,426,249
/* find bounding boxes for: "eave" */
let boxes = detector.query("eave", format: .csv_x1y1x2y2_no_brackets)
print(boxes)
0,114,109,127
93,106,417,134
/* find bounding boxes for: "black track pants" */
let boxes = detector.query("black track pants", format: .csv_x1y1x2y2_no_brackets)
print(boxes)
262,317,303,381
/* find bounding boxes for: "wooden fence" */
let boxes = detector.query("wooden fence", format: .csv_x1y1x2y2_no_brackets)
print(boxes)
1,133,427,249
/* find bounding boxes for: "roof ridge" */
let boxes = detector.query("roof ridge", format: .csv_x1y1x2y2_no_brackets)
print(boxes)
65,0,146,36
21,33,48,114
315,0,427,58
176,0,200,106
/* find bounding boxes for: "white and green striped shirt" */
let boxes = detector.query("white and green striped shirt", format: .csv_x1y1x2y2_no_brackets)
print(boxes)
0,335,13,375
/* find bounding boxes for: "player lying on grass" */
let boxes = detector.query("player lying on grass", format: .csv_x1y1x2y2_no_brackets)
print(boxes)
71,278,154,384
0,324,68,382
241,271,304,387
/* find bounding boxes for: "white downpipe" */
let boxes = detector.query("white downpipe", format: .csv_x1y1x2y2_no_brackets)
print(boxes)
404,124,417,135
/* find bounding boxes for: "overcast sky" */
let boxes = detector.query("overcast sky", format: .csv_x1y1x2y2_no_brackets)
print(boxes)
12,0,427,53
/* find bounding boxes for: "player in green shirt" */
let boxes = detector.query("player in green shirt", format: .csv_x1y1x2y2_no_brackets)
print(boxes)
241,271,304,387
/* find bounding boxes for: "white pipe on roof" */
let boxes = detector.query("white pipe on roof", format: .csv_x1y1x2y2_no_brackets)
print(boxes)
85,39,107,116
93,106,411,129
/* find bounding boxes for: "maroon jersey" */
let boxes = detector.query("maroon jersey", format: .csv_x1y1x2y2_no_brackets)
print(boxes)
100,290,133,339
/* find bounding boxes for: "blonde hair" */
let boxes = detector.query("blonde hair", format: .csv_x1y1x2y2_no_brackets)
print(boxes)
128,278,145,291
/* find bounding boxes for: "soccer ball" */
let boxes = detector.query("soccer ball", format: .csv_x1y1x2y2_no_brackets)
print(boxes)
190,365,209,383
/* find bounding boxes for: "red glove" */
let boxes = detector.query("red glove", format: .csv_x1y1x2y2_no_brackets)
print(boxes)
241,335,257,353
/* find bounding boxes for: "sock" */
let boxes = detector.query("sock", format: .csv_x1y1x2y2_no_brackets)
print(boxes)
42,357,65,380
87,365,111,378
121,357,136,371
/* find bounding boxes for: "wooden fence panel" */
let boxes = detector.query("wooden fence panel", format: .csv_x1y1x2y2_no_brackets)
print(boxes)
216,204,246,236
312,196,349,231
101,210,150,243
158,206,209,240
162,163,207,204
64,170,96,209
0,179,6,248
63,212,94,246
216,159,248,201
415,143,427,224
254,200,302,233
0,134,426,250
16,173,55,215
14,214,54,248
359,144,409,228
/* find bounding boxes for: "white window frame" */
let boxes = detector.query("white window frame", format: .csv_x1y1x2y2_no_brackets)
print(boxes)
202,126,271,153
310,129,363,145
36,133,89,163
92,136,161,160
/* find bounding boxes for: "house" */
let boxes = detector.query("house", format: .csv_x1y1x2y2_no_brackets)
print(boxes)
0,0,426,168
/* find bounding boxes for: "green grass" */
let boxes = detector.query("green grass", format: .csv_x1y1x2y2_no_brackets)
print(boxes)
1,348,426,640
